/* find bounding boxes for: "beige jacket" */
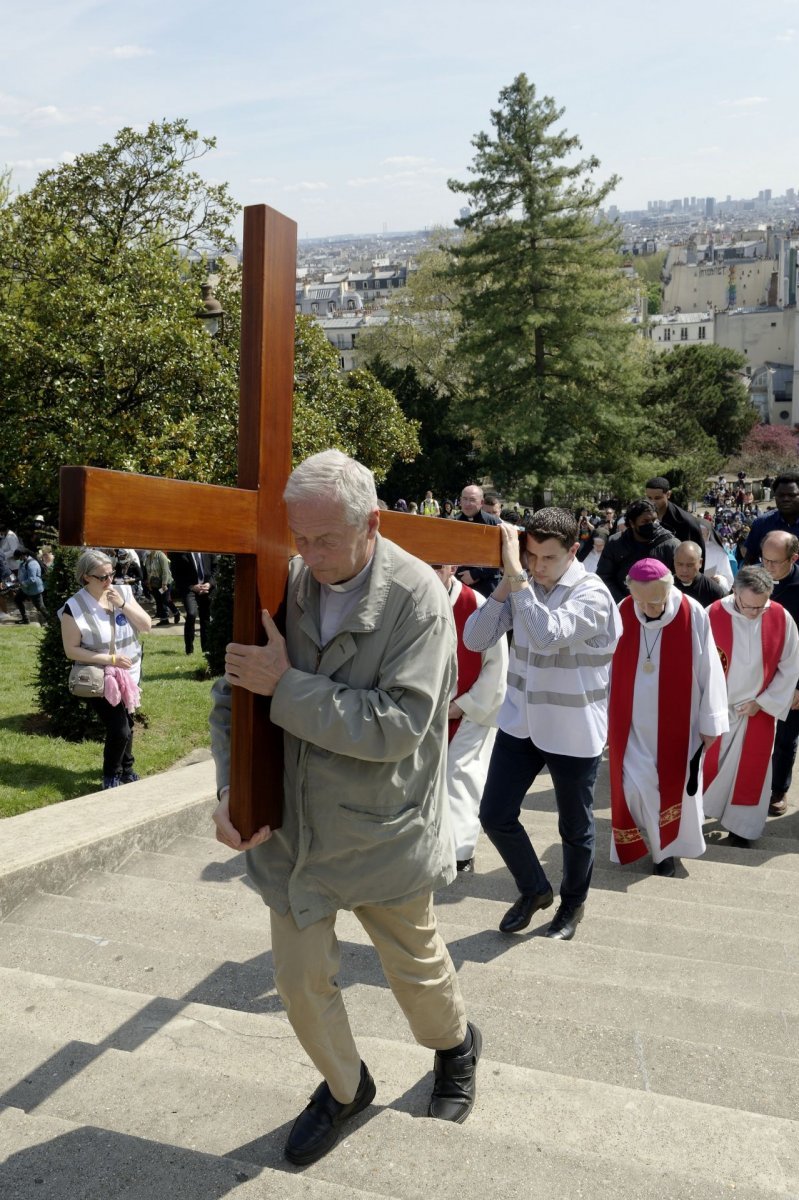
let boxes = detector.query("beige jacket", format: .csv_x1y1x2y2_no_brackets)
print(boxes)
210,533,457,928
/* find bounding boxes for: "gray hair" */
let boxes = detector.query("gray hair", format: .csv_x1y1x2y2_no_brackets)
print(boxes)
733,565,774,596
675,540,702,561
74,548,113,586
283,450,378,527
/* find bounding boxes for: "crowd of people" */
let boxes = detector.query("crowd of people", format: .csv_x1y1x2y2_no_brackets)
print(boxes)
201,451,799,1165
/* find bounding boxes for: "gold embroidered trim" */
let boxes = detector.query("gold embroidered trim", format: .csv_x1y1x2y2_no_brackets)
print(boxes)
613,826,644,845
659,804,682,827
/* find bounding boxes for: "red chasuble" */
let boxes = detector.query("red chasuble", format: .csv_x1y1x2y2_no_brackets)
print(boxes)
448,584,482,743
608,594,693,864
704,599,786,806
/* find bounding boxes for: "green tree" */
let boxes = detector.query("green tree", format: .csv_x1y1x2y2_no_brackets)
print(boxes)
640,344,758,500
356,233,466,399
368,358,479,504
0,119,240,519
293,317,420,478
444,74,645,497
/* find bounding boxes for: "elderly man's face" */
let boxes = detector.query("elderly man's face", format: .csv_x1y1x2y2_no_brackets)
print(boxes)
459,486,483,517
629,579,670,619
761,535,798,582
287,497,379,585
674,545,701,585
734,587,769,621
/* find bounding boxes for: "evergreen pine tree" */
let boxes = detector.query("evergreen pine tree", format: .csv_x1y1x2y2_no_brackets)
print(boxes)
446,74,645,498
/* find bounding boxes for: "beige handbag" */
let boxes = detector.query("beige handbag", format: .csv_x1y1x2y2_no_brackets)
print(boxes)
68,602,116,698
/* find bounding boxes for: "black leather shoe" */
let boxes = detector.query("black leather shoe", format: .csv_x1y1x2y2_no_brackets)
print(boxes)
544,903,585,940
456,858,474,874
653,856,676,877
499,889,554,933
728,832,752,849
284,1062,376,1166
428,1022,482,1123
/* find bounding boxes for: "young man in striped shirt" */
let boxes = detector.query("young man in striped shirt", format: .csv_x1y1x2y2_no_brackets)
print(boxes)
464,508,621,941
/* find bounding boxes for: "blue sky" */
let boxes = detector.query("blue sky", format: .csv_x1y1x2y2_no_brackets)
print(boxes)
2,0,797,239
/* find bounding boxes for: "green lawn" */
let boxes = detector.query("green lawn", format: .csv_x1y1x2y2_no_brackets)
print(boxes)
0,625,214,818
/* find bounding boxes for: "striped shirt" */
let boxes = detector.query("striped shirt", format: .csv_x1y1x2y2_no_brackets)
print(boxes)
463,559,621,756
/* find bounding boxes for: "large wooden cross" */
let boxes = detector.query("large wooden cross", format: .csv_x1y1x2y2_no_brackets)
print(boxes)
59,204,501,838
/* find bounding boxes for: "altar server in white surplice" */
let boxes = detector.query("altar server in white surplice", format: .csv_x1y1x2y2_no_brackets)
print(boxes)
703,565,799,847
608,558,728,876
433,563,507,873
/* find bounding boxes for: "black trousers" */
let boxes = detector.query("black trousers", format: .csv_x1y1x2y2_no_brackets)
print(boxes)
153,586,180,621
15,591,48,621
181,590,211,652
772,707,799,795
88,697,134,778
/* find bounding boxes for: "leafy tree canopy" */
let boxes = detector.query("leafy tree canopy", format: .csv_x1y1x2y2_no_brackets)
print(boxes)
639,344,758,500
0,120,421,522
728,423,799,478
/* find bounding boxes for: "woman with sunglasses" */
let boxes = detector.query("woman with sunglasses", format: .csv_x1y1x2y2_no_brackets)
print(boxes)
60,548,152,790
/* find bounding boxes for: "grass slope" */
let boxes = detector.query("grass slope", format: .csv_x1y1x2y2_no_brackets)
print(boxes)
0,626,214,817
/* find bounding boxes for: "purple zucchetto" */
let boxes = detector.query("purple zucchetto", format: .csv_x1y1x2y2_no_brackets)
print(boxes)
627,558,671,582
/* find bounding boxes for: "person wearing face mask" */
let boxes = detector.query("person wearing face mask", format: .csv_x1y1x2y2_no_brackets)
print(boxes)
703,567,799,847
597,499,680,604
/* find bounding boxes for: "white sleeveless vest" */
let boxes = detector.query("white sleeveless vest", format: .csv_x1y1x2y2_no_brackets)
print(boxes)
61,585,143,684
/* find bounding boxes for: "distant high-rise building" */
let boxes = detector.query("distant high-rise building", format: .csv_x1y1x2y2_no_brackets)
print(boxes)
764,189,772,202
684,197,690,210
787,188,796,203
705,197,715,217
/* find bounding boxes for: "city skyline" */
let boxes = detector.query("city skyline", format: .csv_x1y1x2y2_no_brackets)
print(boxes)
2,0,797,239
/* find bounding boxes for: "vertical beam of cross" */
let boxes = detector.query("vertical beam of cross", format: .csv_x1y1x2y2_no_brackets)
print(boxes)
229,205,297,838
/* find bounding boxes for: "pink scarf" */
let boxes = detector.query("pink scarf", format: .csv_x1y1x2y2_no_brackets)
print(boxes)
104,666,141,712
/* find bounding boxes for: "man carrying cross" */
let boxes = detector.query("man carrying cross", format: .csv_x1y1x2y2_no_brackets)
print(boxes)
210,449,480,1166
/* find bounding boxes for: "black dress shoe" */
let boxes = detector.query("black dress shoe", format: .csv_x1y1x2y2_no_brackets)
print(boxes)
428,1022,482,1123
728,832,752,849
499,888,554,933
456,858,474,874
544,902,585,940
653,856,676,877
284,1062,376,1166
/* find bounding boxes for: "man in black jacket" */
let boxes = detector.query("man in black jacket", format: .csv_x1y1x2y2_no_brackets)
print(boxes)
762,531,799,816
169,552,216,656
455,484,502,598
645,477,705,565
597,499,680,604
672,542,725,608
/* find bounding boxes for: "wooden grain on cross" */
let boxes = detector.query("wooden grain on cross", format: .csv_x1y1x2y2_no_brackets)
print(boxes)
59,202,501,839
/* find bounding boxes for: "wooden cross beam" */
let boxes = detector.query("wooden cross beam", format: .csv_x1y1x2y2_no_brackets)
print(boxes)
59,203,501,838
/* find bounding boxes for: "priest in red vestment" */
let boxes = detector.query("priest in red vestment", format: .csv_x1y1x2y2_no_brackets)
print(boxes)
608,558,728,876
703,565,799,847
433,563,507,872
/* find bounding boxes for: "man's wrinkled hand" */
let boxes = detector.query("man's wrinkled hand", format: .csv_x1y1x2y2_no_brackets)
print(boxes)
212,787,272,851
224,610,290,696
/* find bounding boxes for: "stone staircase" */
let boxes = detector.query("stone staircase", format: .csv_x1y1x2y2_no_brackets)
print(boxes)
1,764,798,1199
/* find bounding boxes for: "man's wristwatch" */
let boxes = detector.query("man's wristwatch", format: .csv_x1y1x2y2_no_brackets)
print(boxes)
505,571,528,583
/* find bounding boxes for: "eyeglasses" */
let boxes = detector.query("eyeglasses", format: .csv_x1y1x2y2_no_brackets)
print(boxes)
735,598,768,612
89,573,114,581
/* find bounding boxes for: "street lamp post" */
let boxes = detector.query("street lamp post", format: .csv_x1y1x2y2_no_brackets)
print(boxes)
197,282,224,338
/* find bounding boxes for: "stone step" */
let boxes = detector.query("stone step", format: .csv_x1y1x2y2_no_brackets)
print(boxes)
120,835,799,904
2,998,798,1196
3,966,797,1122
11,878,799,988
1,910,796,1071
0,1105,383,1200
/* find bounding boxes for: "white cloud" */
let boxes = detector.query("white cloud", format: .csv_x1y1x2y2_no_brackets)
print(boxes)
6,156,58,169
283,180,328,192
721,96,769,107
776,27,796,41
347,165,450,187
109,44,153,59
249,175,277,184
382,155,431,166
0,92,26,117
27,104,70,124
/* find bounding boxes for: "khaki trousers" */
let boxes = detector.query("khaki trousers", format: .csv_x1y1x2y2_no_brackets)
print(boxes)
270,892,467,1104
